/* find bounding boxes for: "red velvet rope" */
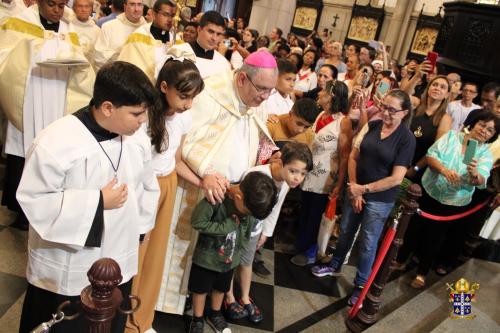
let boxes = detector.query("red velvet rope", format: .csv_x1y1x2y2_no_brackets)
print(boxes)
417,199,490,221
348,226,397,319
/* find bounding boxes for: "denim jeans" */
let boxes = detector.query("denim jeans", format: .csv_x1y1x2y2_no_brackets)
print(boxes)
330,199,394,287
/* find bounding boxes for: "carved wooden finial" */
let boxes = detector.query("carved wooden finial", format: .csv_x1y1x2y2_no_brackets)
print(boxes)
87,258,123,300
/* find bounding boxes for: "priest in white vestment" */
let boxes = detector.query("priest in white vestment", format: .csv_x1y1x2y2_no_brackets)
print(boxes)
155,51,278,314
0,0,95,229
71,0,100,67
93,0,146,69
0,0,29,23
118,0,178,83
175,10,230,79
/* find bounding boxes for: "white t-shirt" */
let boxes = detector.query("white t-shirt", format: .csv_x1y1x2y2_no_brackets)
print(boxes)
264,89,294,116
447,100,480,131
151,112,192,176
295,68,317,92
245,164,289,237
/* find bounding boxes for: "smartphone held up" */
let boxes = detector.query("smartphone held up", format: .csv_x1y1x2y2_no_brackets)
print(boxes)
426,51,439,73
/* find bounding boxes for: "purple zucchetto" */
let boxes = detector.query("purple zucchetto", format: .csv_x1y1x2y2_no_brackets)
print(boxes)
244,50,277,68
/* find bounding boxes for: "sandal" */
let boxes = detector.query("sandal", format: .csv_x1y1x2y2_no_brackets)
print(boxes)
410,275,426,289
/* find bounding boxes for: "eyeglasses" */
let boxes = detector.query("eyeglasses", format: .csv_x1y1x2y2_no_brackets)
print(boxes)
245,73,273,96
476,121,496,137
379,103,405,115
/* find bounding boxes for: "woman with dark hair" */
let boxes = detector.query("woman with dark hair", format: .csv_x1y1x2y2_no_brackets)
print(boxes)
345,43,360,60
287,52,303,71
395,111,498,289
129,49,204,333
228,28,259,63
295,49,319,92
312,90,416,306
291,80,353,266
406,75,452,183
295,64,338,101
241,28,258,53
256,35,270,49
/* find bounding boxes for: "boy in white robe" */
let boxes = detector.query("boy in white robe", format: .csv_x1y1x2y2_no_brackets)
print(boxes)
16,61,160,333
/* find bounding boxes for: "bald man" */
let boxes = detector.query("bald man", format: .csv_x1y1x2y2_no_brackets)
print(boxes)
72,0,100,67
94,0,146,69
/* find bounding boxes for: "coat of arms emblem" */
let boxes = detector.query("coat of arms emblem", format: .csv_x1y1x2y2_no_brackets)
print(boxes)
447,278,479,319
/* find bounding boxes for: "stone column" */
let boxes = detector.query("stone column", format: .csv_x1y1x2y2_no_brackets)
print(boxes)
384,0,417,60
248,0,296,35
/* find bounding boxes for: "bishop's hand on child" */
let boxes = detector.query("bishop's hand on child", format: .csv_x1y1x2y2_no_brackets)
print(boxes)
202,172,230,205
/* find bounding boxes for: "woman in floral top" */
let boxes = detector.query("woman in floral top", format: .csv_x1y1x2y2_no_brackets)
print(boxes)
396,111,499,289
291,80,353,266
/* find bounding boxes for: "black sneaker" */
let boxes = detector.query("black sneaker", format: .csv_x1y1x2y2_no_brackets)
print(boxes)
189,319,204,333
253,260,271,278
207,311,231,333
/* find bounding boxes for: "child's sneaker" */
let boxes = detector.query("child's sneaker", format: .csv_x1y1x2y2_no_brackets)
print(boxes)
240,299,264,323
311,264,341,277
223,300,248,320
207,311,231,333
189,319,204,333
348,286,363,307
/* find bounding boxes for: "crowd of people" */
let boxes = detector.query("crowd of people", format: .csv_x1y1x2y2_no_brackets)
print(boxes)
0,1,499,333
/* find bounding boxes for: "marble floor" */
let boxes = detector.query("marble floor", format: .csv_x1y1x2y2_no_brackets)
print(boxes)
1,195,499,333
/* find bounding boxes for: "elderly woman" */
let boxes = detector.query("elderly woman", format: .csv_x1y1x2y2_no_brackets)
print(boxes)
312,90,416,306
396,111,498,288
291,80,352,266
315,40,347,74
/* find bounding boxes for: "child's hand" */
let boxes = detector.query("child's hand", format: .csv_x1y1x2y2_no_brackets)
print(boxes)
256,234,267,250
102,178,128,209
267,114,280,124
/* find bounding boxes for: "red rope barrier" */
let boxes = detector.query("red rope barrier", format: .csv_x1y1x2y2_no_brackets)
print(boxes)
348,226,397,319
417,199,490,221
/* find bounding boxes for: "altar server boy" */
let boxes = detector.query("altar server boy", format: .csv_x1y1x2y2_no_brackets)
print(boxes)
16,61,161,333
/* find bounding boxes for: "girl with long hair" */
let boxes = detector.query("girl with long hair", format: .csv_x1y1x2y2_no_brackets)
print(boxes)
127,48,204,333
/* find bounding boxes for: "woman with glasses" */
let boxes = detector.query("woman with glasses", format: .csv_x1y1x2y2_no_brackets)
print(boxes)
395,111,497,288
389,76,453,277
291,80,353,266
311,90,416,306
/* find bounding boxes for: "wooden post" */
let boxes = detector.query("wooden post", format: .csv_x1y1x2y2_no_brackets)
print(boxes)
345,183,422,332
80,258,125,333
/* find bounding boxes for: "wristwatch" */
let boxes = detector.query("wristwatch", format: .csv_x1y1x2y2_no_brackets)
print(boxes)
364,185,370,193
413,165,420,172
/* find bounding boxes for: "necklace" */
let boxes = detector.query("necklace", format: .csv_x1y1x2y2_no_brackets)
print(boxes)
97,136,123,178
